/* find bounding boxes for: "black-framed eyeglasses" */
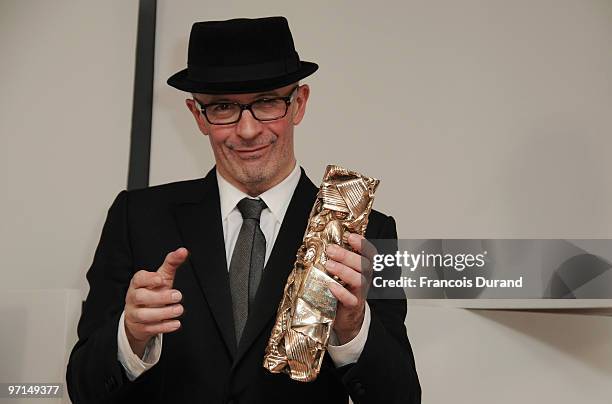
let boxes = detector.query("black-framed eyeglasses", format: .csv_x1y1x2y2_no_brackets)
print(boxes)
193,86,299,125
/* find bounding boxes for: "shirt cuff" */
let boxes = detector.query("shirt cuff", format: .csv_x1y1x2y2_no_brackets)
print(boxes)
117,310,162,381
327,302,371,367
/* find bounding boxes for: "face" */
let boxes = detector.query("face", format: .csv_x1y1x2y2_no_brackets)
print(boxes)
186,83,310,196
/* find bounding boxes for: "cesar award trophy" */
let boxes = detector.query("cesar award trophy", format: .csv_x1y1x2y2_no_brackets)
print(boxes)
263,165,380,382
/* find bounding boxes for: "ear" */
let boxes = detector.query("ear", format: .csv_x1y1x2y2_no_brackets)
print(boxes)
291,84,310,126
185,98,209,136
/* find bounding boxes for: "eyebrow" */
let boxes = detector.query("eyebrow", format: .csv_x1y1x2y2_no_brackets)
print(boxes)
254,91,281,97
203,91,283,104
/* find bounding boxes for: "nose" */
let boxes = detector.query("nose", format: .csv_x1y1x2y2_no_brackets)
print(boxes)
235,109,263,140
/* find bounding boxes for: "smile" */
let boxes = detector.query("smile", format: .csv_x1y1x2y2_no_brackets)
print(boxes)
231,143,272,159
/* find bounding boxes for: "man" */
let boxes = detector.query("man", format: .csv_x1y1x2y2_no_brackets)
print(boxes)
66,16,420,404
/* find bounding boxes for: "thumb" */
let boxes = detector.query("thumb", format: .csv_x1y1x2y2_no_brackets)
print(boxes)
157,247,189,287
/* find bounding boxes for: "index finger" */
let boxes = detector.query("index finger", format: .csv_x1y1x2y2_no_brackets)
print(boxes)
327,243,365,274
347,233,378,261
157,247,189,282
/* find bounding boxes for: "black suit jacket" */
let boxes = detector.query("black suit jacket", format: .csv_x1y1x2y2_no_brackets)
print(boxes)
66,167,420,404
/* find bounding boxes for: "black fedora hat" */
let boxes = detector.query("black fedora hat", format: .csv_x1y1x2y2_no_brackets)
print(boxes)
167,16,318,94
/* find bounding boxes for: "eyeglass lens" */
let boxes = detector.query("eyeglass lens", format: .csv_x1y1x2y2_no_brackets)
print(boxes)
206,98,288,124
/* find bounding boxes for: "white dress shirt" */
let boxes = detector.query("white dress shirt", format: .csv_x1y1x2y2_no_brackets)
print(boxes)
117,162,371,380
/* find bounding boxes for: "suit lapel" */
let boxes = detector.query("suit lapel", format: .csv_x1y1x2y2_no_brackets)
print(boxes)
173,168,237,357
235,168,318,364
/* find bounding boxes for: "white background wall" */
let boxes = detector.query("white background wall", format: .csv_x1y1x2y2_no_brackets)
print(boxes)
0,0,138,292
152,0,612,239
1,0,611,403
0,1,138,402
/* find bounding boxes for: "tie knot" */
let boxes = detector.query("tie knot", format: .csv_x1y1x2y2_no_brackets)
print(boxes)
236,198,267,220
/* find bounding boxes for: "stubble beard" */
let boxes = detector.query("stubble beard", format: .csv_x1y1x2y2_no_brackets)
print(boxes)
224,140,293,195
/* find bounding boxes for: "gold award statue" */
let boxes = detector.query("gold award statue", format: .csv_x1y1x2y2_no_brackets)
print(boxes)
263,165,380,382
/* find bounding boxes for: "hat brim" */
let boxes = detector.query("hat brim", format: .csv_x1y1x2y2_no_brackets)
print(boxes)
167,61,318,94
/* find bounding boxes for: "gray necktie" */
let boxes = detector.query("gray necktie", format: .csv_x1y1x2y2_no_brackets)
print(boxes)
229,197,267,344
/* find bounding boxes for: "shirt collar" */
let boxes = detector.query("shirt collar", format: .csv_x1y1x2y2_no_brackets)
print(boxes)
217,162,302,224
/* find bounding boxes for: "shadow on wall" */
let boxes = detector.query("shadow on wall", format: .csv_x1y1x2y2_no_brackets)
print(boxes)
472,309,612,375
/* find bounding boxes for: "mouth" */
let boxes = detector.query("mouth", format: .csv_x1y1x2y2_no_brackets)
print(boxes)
231,142,272,159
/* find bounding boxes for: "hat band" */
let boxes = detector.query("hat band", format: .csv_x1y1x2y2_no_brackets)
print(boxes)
187,55,300,83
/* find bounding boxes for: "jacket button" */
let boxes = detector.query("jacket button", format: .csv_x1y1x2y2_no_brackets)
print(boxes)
352,380,366,396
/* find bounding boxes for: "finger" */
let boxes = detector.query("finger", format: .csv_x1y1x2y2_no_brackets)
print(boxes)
127,304,184,323
128,288,182,307
131,319,182,335
157,247,189,283
327,244,369,274
326,259,361,290
347,233,378,262
131,270,163,289
328,281,359,308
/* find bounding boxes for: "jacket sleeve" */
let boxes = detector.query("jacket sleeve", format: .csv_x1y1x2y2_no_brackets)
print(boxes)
339,215,421,404
66,191,164,403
